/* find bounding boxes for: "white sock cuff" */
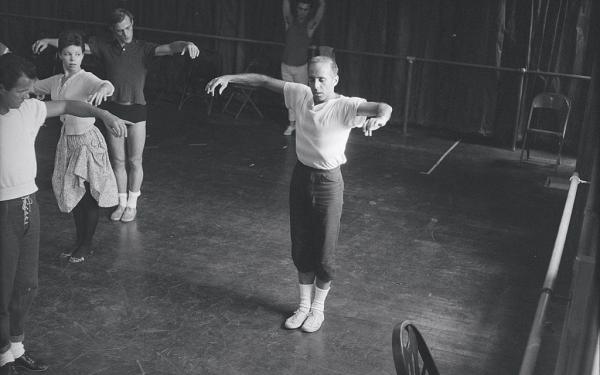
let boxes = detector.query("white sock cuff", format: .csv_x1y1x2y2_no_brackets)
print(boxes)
128,190,141,198
0,349,15,366
127,191,141,208
9,341,24,359
311,286,330,313
298,283,313,310
118,193,128,207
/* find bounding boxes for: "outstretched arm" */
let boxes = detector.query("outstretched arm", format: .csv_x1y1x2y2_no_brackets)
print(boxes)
154,41,200,58
32,38,91,54
307,0,326,38
357,102,392,136
282,0,293,30
205,74,286,96
45,100,130,138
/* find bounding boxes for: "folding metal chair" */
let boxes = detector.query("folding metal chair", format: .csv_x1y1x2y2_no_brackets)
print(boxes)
392,320,440,375
519,92,571,165
221,57,269,119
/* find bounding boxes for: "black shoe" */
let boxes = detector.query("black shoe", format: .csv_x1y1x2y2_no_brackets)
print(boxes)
13,354,48,372
0,363,13,375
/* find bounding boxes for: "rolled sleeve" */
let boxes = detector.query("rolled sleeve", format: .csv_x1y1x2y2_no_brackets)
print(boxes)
343,97,367,128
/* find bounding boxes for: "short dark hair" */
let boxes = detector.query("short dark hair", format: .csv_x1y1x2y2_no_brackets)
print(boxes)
309,56,338,76
0,54,37,90
109,8,134,26
58,30,85,53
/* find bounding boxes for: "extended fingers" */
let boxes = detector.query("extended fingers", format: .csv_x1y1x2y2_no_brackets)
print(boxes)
114,121,129,137
189,45,200,58
32,41,46,54
88,92,106,106
183,44,200,59
205,78,227,95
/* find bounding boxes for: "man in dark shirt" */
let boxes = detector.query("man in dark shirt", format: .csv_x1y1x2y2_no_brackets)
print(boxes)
32,8,200,223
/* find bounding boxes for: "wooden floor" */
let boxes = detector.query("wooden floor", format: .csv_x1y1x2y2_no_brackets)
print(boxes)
27,99,575,375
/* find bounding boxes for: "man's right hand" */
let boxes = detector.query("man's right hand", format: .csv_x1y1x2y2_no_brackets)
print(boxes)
32,39,50,54
205,75,233,96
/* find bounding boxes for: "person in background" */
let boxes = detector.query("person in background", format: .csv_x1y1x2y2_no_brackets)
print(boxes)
32,30,118,263
281,0,326,136
32,8,200,223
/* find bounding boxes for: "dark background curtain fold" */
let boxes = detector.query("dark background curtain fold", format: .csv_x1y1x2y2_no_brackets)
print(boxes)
0,0,594,147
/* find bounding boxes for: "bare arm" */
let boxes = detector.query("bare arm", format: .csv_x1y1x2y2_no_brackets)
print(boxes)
307,0,326,38
282,0,293,30
44,100,130,137
32,38,91,54
357,101,392,136
154,41,199,58
205,74,286,96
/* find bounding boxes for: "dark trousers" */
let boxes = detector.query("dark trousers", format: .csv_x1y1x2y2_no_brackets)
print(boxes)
289,162,344,282
0,194,39,353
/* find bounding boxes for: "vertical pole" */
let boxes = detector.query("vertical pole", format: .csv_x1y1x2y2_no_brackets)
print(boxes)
403,56,415,135
512,68,527,151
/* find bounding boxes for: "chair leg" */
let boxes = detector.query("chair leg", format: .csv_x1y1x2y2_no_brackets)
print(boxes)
519,131,529,163
222,92,235,114
207,95,214,116
247,95,264,118
178,83,190,111
234,94,250,119
557,138,564,165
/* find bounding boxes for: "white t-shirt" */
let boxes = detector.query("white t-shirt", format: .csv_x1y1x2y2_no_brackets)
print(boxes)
33,69,113,135
0,99,47,201
284,82,366,170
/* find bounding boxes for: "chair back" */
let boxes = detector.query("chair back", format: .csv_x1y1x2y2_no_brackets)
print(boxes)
531,92,570,112
528,92,571,135
392,321,440,375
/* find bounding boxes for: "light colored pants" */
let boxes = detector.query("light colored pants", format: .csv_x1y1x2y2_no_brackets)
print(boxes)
281,63,308,122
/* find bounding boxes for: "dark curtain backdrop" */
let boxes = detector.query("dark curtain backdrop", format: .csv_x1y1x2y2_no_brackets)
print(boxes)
0,0,594,146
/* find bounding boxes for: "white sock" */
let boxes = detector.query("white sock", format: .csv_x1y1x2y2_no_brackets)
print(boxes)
9,341,24,359
298,283,313,312
0,349,14,366
118,193,127,207
311,285,330,313
127,191,141,208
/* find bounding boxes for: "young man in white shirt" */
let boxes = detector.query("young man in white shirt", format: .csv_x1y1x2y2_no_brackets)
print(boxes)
0,53,128,374
206,56,392,333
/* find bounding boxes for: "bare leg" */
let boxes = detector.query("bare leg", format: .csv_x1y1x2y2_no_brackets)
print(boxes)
126,121,146,193
106,130,127,194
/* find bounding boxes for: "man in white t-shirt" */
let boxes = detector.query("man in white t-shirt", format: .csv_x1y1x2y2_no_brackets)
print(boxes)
206,56,392,333
0,53,129,374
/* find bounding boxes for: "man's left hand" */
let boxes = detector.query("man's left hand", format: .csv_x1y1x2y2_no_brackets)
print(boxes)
363,117,387,136
182,42,200,59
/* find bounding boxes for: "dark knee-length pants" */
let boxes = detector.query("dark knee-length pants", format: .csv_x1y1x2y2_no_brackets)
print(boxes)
289,162,344,282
